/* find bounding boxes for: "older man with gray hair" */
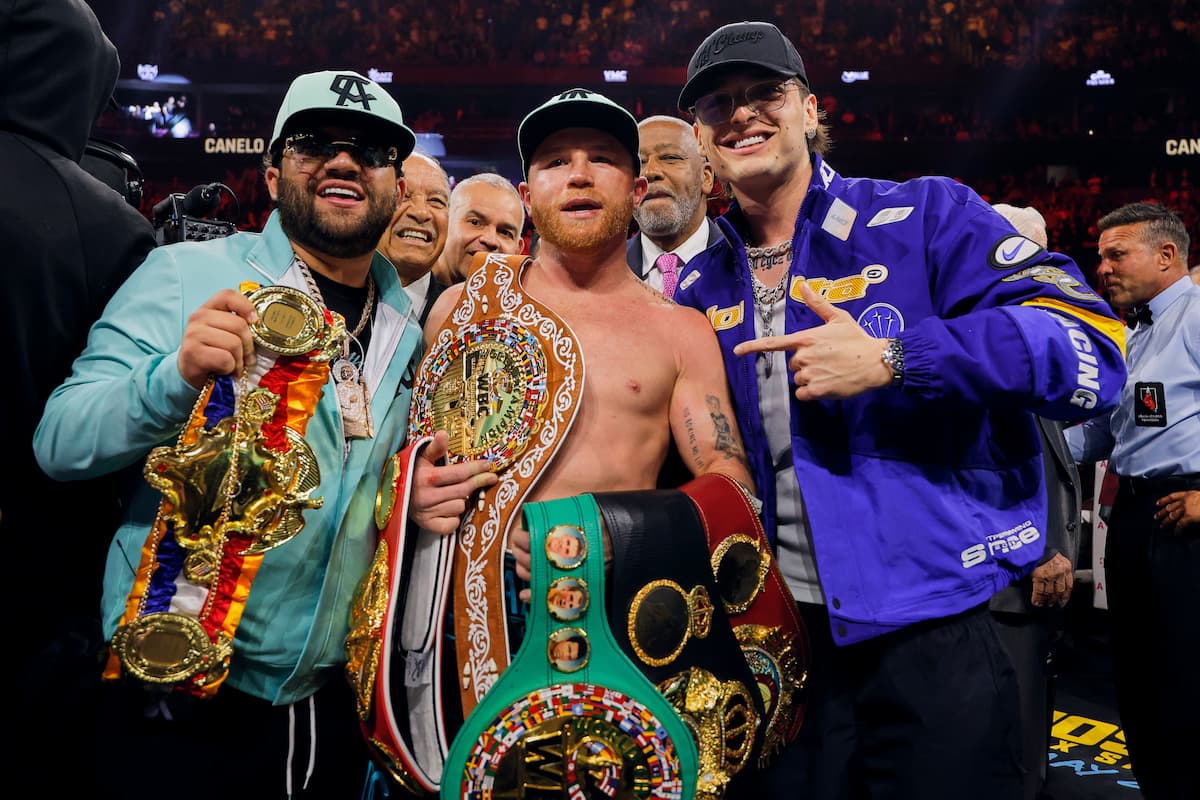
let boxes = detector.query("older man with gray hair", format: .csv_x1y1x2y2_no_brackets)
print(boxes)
433,171,525,284
628,115,722,298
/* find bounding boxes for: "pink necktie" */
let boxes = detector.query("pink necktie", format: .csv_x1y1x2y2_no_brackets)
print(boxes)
656,252,682,299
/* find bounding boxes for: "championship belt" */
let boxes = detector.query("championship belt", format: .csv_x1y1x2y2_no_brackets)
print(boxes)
347,436,454,794
680,474,809,766
595,489,761,799
408,253,583,717
441,494,698,800
106,283,344,697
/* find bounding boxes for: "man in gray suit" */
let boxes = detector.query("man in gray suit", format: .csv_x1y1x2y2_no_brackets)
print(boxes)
990,203,1083,800
627,116,723,298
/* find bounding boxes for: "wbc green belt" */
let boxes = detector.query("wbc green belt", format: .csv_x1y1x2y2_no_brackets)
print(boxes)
441,494,698,799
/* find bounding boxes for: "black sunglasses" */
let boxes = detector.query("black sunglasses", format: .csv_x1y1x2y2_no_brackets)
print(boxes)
690,78,799,127
283,133,398,169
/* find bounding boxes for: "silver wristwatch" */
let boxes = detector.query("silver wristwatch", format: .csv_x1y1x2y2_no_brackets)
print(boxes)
881,338,905,387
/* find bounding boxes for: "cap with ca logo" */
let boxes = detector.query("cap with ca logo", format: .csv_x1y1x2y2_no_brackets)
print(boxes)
269,70,415,159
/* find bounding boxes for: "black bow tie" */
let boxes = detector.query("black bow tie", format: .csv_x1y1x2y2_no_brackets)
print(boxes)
1125,305,1153,330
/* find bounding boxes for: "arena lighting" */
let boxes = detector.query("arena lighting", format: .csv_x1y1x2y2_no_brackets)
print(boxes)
415,132,447,158
135,64,190,85
1086,69,1115,86
603,69,628,83
841,70,870,84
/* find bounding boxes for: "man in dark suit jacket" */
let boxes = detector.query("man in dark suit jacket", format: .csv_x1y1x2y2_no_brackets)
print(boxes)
628,116,726,489
379,151,450,327
627,116,723,298
989,205,1083,800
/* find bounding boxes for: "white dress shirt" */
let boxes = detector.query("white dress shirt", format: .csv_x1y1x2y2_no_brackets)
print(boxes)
639,222,711,293
403,271,432,325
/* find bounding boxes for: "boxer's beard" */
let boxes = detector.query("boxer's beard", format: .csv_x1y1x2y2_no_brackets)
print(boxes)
531,193,634,253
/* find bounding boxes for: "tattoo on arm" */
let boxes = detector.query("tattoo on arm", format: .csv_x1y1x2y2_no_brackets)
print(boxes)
706,395,747,464
683,407,703,469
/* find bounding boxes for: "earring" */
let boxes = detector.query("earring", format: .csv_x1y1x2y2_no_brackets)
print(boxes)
805,129,816,140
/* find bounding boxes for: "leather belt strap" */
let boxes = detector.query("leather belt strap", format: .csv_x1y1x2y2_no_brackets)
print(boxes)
408,252,584,720
346,437,454,794
1117,473,1200,497
680,473,810,766
595,488,761,796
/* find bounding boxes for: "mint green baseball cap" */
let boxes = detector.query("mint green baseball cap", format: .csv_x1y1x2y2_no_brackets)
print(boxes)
517,88,640,178
270,70,415,158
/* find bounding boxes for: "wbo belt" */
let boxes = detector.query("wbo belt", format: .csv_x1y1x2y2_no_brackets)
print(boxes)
1117,474,1200,497
442,494,698,800
595,488,761,799
346,436,454,795
681,473,810,767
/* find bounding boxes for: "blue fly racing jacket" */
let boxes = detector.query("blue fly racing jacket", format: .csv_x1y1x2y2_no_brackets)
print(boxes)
675,155,1126,644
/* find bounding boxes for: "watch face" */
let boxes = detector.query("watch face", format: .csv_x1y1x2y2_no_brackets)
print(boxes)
409,317,549,470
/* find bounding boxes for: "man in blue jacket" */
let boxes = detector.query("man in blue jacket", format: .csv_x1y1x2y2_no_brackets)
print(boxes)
33,69,456,799
673,21,1127,799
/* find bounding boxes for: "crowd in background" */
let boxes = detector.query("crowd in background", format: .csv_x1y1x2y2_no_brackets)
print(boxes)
88,0,1200,285
90,0,1200,73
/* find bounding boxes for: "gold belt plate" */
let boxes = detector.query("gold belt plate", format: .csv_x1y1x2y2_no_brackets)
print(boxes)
410,318,549,471
111,612,233,685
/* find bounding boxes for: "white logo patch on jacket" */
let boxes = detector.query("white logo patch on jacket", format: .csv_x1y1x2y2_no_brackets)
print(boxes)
988,235,1044,270
866,206,914,227
821,198,857,241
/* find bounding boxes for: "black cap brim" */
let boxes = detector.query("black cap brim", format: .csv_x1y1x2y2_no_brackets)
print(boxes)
678,61,797,112
518,99,640,179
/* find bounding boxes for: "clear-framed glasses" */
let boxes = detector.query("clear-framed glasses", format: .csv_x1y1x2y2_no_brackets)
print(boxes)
283,133,398,169
690,78,798,127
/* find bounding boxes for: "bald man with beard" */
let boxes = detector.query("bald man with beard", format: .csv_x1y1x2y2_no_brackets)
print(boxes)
627,115,723,299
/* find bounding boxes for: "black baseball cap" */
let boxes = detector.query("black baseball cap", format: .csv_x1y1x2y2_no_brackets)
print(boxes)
678,21,809,112
517,88,640,178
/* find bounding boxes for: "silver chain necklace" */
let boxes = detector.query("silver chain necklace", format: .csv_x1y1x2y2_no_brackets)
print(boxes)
294,254,376,439
746,239,793,272
750,268,789,378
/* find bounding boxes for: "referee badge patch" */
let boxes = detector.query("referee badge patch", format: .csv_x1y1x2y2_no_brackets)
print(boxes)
1133,382,1167,427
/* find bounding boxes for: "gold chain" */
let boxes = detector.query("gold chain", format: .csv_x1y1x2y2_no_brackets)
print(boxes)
294,255,376,338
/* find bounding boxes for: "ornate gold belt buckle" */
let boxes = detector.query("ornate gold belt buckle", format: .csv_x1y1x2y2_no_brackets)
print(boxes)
111,613,233,685
410,317,550,470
